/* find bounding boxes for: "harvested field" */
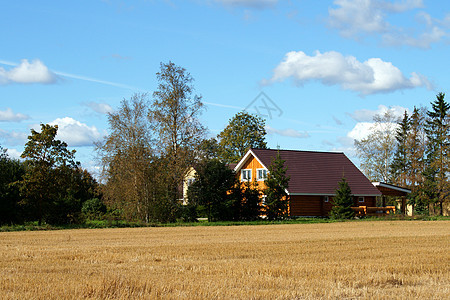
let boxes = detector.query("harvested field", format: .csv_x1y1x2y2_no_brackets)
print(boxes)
0,221,449,299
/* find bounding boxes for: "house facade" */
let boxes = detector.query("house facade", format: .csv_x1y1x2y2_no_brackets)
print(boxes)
234,148,382,217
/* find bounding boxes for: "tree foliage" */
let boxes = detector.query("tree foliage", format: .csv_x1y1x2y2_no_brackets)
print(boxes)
217,112,267,163
423,92,449,215
187,159,236,221
355,110,399,182
330,177,355,219
19,124,79,224
149,61,206,206
264,151,290,220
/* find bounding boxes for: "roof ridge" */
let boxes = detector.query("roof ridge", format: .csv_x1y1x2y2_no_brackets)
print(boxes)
251,148,344,154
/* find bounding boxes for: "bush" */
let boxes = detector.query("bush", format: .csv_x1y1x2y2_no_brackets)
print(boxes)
81,198,106,220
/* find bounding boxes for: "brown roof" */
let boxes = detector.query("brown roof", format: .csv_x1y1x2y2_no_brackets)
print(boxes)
249,148,381,196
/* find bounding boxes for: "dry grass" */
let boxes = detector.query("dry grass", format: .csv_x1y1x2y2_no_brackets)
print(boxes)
0,221,448,299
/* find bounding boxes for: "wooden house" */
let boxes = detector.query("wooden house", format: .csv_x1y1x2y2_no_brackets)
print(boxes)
234,148,382,217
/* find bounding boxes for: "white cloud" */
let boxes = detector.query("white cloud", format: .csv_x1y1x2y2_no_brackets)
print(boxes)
85,102,114,114
0,108,30,122
328,0,448,48
214,0,278,9
5,148,22,160
348,104,408,122
48,117,103,147
0,59,57,84
266,125,309,138
0,129,28,146
266,50,431,95
347,120,399,141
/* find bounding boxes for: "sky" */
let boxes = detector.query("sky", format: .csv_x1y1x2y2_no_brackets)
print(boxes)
1,0,449,176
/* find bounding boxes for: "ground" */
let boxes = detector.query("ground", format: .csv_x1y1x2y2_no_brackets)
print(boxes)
0,221,449,299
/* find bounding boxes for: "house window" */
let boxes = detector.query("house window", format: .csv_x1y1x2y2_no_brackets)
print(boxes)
187,178,195,187
358,196,365,203
324,196,329,203
257,168,268,181
241,169,252,181
262,195,267,206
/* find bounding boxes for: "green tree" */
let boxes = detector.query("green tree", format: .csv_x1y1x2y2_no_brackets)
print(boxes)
424,92,450,215
149,62,206,217
391,111,410,186
97,94,158,222
330,177,355,219
264,151,290,220
406,107,427,213
241,181,261,221
217,112,267,163
20,124,77,224
0,147,26,224
187,159,236,222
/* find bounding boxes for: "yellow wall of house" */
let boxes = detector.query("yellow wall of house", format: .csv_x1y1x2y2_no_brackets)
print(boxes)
183,167,197,205
238,154,267,190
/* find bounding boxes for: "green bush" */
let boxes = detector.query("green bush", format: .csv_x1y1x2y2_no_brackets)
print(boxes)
81,198,106,220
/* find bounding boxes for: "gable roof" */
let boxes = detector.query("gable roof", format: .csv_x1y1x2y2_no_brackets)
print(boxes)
235,148,381,196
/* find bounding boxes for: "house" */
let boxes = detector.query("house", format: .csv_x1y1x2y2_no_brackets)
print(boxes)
372,182,411,215
234,148,382,217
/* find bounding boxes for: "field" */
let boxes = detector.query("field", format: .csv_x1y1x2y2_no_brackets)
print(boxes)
0,221,449,299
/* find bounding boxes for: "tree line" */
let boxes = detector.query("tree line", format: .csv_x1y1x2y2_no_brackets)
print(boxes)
0,61,281,225
355,93,449,215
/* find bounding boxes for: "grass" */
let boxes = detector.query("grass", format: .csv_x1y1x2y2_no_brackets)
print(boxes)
0,221,448,299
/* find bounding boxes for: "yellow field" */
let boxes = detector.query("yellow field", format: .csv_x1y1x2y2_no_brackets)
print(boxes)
0,221,449,299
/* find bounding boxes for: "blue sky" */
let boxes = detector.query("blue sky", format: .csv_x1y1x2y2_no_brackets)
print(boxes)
1,0,449,175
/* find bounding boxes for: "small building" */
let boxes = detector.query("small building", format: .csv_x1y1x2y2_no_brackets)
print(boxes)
234,148,382,217
372,182,411,215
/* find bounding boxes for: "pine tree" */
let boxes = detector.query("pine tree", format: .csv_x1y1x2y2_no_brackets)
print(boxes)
330,177,354,219
391,111,410,186
424,92,450,215
406,106,427,213
241,181,261,221
264,151,290,220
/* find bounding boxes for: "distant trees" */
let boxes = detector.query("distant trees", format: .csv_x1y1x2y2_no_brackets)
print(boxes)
330,177,354,219
0,146,25,224
217,112,267,163
355,111,399,182
264,151,290,220
355,92,450,216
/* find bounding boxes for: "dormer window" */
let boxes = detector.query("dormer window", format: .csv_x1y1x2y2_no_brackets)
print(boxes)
257,168,268,181
241,169,252,181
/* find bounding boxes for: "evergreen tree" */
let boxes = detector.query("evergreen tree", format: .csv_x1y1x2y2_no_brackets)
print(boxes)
264,151,290,220
241,181,261,221
187,159,236,222
406,106,427,213
391,111,410,186
424,92,450,215
330,177,355,219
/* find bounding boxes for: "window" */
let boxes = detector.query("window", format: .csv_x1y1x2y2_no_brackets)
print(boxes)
358,196,365,203
261,195,267,206
241,169,252,181
256,168,268,181
324,196,329,203
187,178,195,187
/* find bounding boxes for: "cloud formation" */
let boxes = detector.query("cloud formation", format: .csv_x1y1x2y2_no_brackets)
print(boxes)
48,117,103,147
266,125,309,138
85,102,114,114
0,108,30,122
266,50,431,95
328,0,448,48
348,104,408,122
0,129,28,146
0,59,57,84
214,0,278,9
